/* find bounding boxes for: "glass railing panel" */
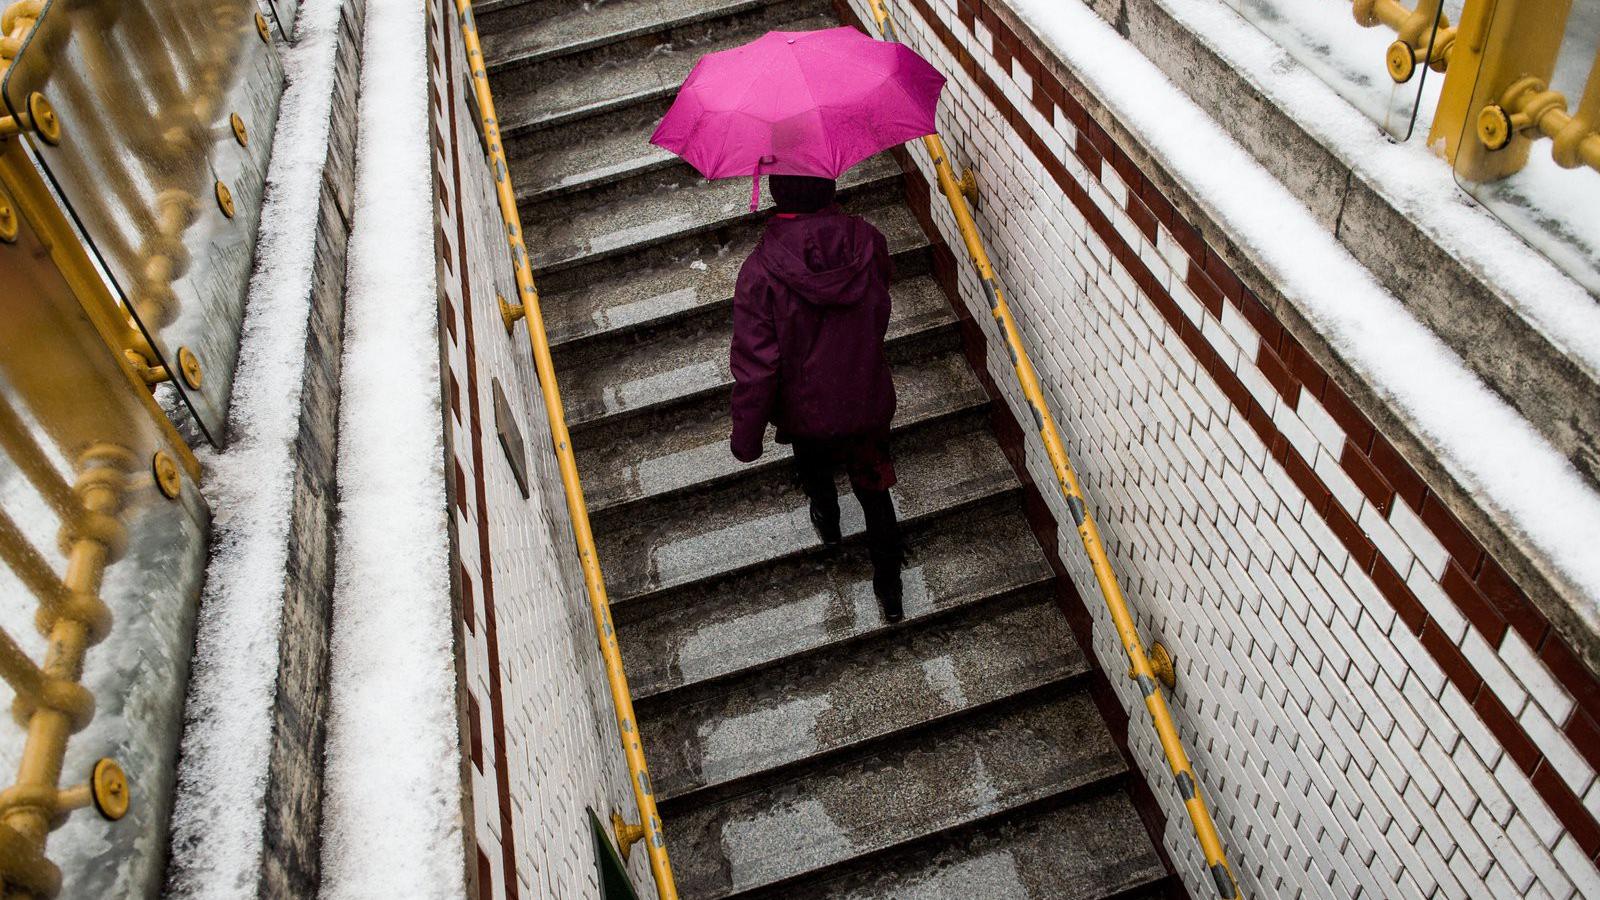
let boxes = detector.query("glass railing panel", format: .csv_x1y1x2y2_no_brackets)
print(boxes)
1452,0,1600,297
1218,0,1458,140
0,0,285,443
265,0,302,41
0,185,210,897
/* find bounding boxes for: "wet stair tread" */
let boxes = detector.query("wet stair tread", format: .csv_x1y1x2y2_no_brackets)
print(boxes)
640,592,1085,803
579,351,983,512
541,195,924,344
511,110,681,204
484,0,784,71
807,792,1169,900
561,273,950,430
593,419,1017,602
495,8,835,135
527,154,899,272
669,691,1127,899
618,503,1053,700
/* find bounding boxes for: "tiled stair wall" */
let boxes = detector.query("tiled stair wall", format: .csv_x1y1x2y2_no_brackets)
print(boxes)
837,0,1600,896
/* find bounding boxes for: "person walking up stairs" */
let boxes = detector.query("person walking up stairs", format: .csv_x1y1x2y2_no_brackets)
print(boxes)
729,174,906,622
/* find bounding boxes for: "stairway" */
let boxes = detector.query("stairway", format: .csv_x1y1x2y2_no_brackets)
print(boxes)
474,1,1171,896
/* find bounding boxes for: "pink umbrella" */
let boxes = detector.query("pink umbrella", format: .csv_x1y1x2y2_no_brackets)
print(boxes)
650,26,946,209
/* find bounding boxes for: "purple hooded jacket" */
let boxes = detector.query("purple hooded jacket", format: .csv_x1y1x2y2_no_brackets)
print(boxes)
729,208,895,462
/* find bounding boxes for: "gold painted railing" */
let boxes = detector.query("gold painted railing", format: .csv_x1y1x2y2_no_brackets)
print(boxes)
1357,0,1600,182
865,1,1243,896
0,0,270,894
451,3,679,898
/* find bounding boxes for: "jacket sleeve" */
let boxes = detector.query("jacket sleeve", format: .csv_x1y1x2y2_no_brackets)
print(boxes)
873,229,892,338
729,262,779,462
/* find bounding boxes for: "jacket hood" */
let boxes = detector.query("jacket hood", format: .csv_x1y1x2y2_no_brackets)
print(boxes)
756,210,878,307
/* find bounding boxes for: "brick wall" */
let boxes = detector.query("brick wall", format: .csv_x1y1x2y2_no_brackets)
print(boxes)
839,0,1600,896
426,3,657,898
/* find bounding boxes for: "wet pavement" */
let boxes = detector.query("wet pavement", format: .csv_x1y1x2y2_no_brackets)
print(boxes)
667,691,1125,898
578,351,985,511
618,503,1054,699
641,592,1085,801
592,418,1018,602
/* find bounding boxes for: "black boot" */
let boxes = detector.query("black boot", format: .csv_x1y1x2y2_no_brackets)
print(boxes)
794,446,842,549
858,488,903,623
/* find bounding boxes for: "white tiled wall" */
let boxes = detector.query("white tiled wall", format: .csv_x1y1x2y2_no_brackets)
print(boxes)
844,0,1600,895
429,2,657,897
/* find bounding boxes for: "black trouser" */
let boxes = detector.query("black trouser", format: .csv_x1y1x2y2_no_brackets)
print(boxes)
792,433,901,566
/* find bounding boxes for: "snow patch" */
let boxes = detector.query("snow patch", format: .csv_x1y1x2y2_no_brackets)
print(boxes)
316,0,466,895
167,2,348,894
1006,0,1600,610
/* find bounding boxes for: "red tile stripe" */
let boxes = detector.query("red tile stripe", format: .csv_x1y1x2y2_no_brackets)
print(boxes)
431,2,519,894
903,0,1600,860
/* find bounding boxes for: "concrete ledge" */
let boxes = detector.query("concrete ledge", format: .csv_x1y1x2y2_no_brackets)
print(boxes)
985,0,1600,674
255,1,366,896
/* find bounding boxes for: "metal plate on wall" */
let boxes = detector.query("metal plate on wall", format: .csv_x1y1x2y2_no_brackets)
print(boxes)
1,0,285,444
0,184,210,898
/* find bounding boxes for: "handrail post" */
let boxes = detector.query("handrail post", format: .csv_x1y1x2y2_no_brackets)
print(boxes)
449,3,679,898
864,1,1242,895
1429,0,1577,179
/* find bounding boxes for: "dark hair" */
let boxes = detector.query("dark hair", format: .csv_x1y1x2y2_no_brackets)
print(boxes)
769,174,837,214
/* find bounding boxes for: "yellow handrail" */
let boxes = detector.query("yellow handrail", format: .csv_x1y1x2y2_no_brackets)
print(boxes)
863,1,1242,896
450,3,678,898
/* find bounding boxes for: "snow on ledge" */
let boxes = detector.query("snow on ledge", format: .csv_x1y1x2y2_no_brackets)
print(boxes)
317,0,466,895
167,2,348,895
1008,0,1600,619
1149,0,1600,380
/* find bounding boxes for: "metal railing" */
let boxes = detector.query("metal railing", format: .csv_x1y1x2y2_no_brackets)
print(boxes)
450,3,679,898
864,0,1243,896
1358,0,1600,182
0,0,273,893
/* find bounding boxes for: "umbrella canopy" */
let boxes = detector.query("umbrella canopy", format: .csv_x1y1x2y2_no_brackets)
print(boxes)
650,26,945,205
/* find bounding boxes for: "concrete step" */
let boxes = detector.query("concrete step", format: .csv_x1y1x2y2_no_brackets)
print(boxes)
592,416,1018,603
525,152,901,274
484,0,794,74
578,349,984,512
472,0,566,34
666,688,1128,899
805,792,1169,900
493,4,834,138
508,97,682,205
541,191,925,346
617,501,1054,701
640,590,1085,803
560,272,952,432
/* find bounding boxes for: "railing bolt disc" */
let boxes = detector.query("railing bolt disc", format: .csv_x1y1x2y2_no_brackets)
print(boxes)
1385,40,1416,83
0,192,16,243
152,451,183,500
177,346,204,389
26,92,60,145
1477,104,1513,150
90,758,129,821
1148,642,1177,690
214,181,235,219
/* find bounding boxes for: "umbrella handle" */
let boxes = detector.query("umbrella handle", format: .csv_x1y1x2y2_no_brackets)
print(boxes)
750,155,776,212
